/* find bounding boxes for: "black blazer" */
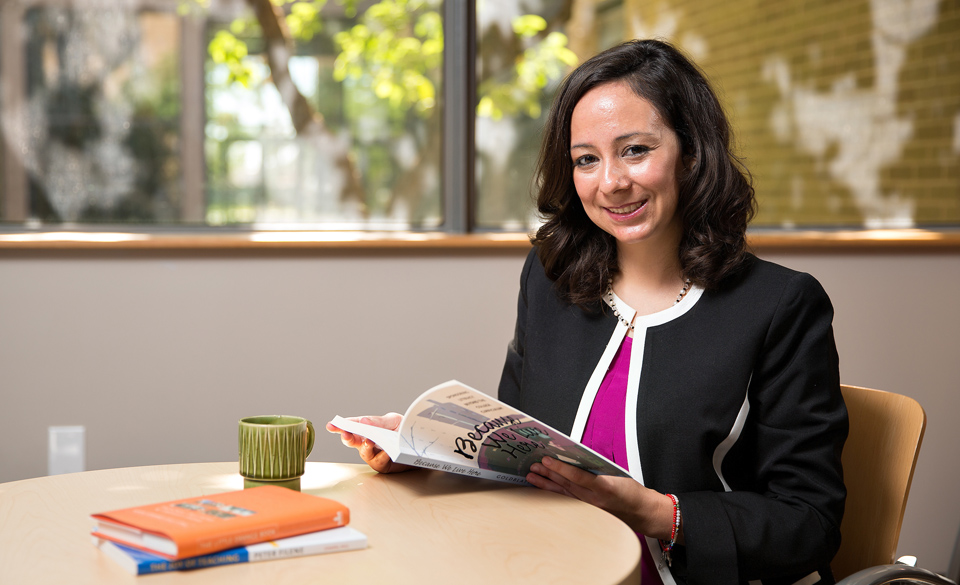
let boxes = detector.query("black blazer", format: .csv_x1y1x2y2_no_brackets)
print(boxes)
498,248,847,585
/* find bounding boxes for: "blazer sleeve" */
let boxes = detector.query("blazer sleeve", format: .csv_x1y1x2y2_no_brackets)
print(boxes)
678,272,848,585
497,248,536,408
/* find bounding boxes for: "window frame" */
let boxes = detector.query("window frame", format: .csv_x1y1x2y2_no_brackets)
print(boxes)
1,0,957,250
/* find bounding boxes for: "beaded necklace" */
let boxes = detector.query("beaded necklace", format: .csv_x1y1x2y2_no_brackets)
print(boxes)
603,278,692,331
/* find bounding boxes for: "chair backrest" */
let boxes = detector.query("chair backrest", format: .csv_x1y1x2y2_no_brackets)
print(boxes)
831,384,927,581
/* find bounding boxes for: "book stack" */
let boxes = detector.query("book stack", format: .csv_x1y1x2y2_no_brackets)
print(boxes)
91,485,366,575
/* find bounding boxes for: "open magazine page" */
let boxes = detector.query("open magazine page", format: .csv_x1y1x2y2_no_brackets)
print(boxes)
393,381,630,484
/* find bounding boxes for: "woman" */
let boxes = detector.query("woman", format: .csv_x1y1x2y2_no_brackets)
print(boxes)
330,39,847,585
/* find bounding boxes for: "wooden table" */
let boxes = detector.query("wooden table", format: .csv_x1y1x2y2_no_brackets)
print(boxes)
0,462,641,584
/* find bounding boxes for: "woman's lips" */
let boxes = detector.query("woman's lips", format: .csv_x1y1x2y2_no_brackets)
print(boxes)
606,200,647,218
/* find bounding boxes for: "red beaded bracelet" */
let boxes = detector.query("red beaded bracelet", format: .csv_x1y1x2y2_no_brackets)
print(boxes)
658,493,681,569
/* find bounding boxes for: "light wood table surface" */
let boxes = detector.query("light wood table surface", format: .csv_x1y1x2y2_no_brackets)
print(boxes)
0,462,641,584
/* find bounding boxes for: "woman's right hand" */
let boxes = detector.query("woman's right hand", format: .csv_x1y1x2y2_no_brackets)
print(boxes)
325,413,413,474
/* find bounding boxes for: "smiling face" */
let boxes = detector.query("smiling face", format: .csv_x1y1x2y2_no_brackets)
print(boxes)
569,81,684,251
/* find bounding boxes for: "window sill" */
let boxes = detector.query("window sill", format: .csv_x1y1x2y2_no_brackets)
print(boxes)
0,229,958,252
746,228,960,251
0,230,533,251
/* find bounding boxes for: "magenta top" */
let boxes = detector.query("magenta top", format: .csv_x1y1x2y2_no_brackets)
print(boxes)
582,336,665,585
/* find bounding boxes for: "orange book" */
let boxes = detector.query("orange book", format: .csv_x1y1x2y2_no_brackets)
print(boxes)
91,486,349,560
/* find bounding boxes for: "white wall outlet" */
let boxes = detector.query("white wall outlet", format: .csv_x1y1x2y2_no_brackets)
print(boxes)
48,426,86,475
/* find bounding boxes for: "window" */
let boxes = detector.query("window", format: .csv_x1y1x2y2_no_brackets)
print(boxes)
1,0,446,230
203,1,443,229
1,0,958,233
474,0,960,231
1,3,184,224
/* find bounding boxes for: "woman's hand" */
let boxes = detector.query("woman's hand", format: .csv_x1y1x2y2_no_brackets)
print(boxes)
325,414,413,474
528,456,681,542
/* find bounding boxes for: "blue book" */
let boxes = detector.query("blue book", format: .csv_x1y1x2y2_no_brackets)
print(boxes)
94,526,367,575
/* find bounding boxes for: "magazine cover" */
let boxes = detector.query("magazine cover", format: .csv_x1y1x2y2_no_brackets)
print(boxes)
332,380,630,484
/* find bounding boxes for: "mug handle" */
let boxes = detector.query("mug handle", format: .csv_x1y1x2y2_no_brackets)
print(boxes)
305,420,316,457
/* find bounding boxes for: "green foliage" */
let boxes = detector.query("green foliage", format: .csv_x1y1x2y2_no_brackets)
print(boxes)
511,14,547,37
333,0,442,118
194,0,581,225
201,0,328,87
209,30,253,87
282,0,327,40
200,0,577,122
478,25,578,120
177,0,208,17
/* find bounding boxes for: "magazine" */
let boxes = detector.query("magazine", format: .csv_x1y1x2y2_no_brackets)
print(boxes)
331,380,630,485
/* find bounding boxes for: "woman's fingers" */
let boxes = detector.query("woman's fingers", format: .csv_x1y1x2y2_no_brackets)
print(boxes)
324,423,363,449
542,455,595,483
526,467,574,497
529,457,595,498
358,413,404,431
325,413,402,445
326,414,411,474
529,457,673,537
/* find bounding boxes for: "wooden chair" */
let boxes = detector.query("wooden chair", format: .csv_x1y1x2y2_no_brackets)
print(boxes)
831,385,953,584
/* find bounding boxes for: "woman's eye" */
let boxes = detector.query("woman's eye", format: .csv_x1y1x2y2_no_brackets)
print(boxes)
624,145,650,157
573,154,597,167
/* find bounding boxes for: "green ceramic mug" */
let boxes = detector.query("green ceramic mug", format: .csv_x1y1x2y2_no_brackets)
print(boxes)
239,415,315,491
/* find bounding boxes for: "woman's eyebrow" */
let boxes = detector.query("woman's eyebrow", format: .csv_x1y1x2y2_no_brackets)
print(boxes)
570,131,660,151
614,131,658,143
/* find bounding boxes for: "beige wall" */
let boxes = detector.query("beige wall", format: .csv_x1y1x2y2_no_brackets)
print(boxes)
0,247,957,574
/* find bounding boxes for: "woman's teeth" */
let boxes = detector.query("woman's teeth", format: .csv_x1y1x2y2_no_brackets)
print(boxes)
609,202,643,214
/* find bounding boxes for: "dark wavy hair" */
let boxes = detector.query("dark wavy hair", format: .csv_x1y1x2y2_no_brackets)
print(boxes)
532,39,756,307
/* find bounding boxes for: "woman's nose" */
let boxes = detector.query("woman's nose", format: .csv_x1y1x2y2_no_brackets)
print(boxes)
600,160,630,193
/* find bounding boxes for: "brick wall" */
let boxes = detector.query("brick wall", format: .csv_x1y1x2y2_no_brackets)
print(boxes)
605,0,960,228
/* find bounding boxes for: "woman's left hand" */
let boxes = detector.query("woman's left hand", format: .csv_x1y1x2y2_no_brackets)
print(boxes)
528,456,680,541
